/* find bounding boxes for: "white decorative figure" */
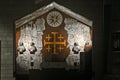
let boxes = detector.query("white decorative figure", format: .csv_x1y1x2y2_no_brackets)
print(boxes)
28,42,37,69
72,43,81,54
66,42,80,67
28,42,37,54
28,42,42,70
16,42,29,71
17,42,26,54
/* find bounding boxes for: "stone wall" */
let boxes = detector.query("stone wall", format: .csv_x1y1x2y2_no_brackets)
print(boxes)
0,16,15,80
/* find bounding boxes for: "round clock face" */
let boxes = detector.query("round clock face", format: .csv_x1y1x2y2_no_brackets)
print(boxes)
47,11,63,27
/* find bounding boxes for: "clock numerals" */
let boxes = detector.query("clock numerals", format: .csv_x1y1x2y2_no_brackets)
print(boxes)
47,11,63,27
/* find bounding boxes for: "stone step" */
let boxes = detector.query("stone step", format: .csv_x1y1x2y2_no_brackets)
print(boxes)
41,62,68,69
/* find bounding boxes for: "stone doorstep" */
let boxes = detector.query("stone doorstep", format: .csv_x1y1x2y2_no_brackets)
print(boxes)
41,62,67,68
41,62,80,70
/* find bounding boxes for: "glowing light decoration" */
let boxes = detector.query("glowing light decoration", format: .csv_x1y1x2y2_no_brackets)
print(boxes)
44,32,66,54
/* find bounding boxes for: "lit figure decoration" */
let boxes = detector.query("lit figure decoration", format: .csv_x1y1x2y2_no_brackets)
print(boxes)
28,42,37,69
66,42,81,68
17,42,26,54
72,43,81,54
16,42,29,70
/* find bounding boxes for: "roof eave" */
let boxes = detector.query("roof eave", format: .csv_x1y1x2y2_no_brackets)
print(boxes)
15,2,92,28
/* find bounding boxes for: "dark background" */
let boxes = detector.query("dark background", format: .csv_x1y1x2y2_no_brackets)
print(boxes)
0,0,120,80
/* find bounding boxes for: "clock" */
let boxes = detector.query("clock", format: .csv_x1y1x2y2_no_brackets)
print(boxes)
47,11,63,27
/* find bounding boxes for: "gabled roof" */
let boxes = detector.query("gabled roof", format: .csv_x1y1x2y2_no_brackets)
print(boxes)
15,2,92,28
